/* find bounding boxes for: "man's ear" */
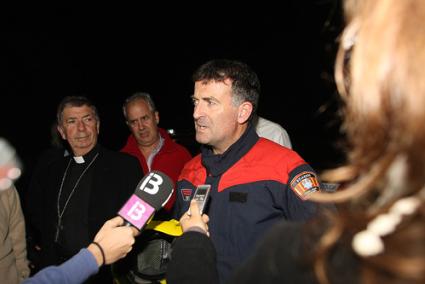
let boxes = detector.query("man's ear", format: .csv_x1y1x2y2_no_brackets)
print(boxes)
237,102,253,124
155,111,160,124
57,125,66,140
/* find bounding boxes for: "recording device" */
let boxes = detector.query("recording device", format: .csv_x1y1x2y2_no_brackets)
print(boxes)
189,184,211,215
118,171,174,230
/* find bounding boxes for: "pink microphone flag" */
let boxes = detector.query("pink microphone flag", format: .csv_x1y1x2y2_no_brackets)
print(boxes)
118,194,155,230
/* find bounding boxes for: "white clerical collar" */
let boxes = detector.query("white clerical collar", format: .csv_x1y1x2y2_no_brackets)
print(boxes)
73,156,85,164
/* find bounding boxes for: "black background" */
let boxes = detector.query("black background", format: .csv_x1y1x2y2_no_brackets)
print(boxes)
3,1,346,191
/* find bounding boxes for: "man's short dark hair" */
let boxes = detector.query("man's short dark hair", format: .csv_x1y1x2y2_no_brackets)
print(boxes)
56,96,99,125
192,59,261,116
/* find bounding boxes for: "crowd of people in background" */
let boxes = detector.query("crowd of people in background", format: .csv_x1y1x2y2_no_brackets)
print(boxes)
1,0,424,283
2,67,314,284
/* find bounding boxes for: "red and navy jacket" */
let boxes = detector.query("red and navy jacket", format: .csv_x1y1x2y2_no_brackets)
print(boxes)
173,124,320,283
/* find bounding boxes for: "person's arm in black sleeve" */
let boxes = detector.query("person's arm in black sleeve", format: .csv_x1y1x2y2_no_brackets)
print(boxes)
167,200,218,284
167,231,218,284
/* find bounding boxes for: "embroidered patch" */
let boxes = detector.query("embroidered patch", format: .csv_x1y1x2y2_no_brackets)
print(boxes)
290,172,320,200
180,188,193,202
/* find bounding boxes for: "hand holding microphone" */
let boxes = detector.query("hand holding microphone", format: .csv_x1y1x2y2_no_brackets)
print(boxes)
88,216,139,267
88,171,174,267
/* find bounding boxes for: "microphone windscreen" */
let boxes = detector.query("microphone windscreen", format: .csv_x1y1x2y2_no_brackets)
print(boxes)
133,171,174,210
118,171,174,230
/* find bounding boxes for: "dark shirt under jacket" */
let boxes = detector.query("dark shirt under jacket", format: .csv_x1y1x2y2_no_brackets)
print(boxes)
29,144,143,283
56,146,96,257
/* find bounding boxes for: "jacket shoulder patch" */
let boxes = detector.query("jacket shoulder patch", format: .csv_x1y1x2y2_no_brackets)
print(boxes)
289,171,320,200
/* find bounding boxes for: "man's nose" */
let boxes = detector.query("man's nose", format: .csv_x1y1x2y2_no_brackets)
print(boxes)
193,103,203,120
77,120,86,130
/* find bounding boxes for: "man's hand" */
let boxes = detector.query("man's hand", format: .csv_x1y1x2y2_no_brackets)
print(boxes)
88,216,139,266
179,200,210,236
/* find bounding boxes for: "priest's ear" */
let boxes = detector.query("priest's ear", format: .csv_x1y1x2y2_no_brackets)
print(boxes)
96,120,100,134
57,124,67,140
237,102,253,124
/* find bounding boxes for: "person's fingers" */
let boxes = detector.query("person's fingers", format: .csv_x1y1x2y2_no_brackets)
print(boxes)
188,199,201,216
180,210,191,222
202,214,209,223
105,216,125,228
113,226,136,243
127,231,136,245
130,226,140,237
179,215,185,223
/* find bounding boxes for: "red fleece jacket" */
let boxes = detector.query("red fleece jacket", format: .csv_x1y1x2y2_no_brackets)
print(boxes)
121,128,192,211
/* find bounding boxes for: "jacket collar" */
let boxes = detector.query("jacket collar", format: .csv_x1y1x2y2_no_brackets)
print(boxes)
201,122,259,177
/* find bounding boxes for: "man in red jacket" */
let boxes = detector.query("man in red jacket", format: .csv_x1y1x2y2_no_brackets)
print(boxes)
121,92,192,217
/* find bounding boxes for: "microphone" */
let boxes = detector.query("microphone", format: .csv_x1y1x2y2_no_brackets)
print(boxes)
118,170,174,230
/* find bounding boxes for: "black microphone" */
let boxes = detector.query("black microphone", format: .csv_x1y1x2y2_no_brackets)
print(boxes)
118,170,174,230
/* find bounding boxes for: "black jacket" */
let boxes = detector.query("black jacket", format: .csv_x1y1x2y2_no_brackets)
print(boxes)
27,144,143,276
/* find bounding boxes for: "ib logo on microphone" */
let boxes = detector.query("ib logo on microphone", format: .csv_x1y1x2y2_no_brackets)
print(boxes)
119,195,155,230
139,172,163,194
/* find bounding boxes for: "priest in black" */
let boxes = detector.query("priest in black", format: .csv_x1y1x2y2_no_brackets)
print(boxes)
26,96,143,283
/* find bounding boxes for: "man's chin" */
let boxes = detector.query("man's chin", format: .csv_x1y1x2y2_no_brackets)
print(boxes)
72,143,94,153
195,134,209,145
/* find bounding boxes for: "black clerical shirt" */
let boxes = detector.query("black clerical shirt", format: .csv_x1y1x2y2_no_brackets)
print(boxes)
56,146,98,257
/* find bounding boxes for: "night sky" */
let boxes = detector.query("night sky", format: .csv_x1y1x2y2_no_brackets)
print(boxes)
3,1,346,191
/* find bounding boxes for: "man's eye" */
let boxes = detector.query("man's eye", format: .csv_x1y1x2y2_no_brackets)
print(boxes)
66,119,76,125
